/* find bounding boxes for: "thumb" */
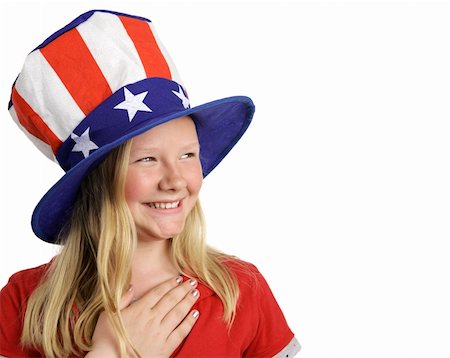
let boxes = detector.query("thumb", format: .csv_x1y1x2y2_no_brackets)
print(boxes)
119,285,135,310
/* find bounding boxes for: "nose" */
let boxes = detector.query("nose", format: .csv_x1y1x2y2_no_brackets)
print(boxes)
158,163,187,192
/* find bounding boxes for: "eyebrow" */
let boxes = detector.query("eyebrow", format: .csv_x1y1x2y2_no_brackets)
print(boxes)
132,142,200,153
181,142,200,149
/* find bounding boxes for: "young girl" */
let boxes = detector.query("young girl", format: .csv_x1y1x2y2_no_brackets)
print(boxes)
0,9,301,357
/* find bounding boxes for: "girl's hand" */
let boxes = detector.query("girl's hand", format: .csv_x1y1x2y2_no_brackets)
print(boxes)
86,275,200,357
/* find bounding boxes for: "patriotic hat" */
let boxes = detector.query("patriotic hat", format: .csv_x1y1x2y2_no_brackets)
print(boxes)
9,10,255,244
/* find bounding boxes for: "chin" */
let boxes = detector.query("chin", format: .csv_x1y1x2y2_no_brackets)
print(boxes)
137,225,186,241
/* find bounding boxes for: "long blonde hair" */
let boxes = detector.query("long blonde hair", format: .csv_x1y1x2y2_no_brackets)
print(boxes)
21,140,244,357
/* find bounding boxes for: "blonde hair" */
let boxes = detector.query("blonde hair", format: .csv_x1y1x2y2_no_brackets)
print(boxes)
21,140,244,357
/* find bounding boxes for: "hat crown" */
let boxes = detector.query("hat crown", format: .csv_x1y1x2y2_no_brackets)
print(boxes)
9,10,185,167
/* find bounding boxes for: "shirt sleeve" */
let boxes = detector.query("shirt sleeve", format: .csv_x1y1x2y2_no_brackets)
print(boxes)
243,265,300,357
273,336,301,357
0,268,46,357
0,274,29,357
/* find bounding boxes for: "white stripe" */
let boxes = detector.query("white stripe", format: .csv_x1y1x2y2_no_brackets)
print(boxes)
14,50,85,142
273,336,301,358
148,22,185,88
9,105,57,162
77,12,147,92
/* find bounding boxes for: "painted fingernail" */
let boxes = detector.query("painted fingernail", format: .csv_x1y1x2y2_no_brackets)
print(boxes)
192,310,200,318
191,289,199,298
189,279,197,286
176,276,183,284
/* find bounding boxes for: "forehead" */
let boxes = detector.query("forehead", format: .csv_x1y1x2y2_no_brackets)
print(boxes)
130,115,198,147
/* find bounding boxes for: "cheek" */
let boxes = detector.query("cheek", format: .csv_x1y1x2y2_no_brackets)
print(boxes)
124,174,135,202
124,171,147,203
124,185,139,204
188,167,203,196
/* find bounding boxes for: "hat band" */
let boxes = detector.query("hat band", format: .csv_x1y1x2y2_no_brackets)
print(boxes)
56,78,190,172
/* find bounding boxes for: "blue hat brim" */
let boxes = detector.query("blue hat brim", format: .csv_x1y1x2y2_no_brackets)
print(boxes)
32,96,255,243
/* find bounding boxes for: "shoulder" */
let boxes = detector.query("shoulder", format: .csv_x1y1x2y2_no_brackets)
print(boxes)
220,258,270,316
2,261,51,293
221,258,298,357
221,257,271,294
222,257,257,271
7,262,51,282
0,261,53,307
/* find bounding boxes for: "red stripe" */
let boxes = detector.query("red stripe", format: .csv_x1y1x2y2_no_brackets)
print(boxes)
119,16,171,79
40,28,111,115
12,88,62,154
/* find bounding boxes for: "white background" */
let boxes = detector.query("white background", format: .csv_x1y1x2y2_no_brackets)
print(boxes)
0,1,448,357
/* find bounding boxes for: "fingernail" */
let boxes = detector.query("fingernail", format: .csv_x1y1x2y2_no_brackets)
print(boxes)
191,289,199,298
176,276,183,284
189,279,197,286
192,310,200,318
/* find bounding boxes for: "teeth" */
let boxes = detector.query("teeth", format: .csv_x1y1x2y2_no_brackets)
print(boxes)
148,201,180,209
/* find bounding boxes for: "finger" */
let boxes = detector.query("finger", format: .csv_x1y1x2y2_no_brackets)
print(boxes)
137,275,185,308
119,285,135,311
139,276,197,315
150,279,199,321
166,309,200,352
160,287,200,330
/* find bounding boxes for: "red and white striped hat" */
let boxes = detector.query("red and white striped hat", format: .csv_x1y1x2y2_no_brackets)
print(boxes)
9,10,255,243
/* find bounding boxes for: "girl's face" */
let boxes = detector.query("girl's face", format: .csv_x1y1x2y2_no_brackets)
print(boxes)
125,116,203,242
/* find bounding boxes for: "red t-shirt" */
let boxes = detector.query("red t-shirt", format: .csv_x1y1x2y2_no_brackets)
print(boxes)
0,259,297,357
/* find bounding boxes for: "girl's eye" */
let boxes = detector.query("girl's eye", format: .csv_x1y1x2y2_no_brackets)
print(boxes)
181,153,195,159
139,157,156,162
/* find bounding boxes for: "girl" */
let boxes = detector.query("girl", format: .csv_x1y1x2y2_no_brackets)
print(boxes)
0,9,301,357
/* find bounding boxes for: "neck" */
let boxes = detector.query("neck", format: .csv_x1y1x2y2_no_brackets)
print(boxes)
131,239,179,296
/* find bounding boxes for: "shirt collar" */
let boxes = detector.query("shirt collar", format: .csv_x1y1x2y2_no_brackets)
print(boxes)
181,274,215,300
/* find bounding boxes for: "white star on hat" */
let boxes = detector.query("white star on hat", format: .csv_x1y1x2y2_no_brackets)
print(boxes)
71,127,99,158
114,88,152,122
172,85,190,109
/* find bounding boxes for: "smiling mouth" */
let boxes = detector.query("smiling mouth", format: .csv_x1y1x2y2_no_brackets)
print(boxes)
146,200,181,209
